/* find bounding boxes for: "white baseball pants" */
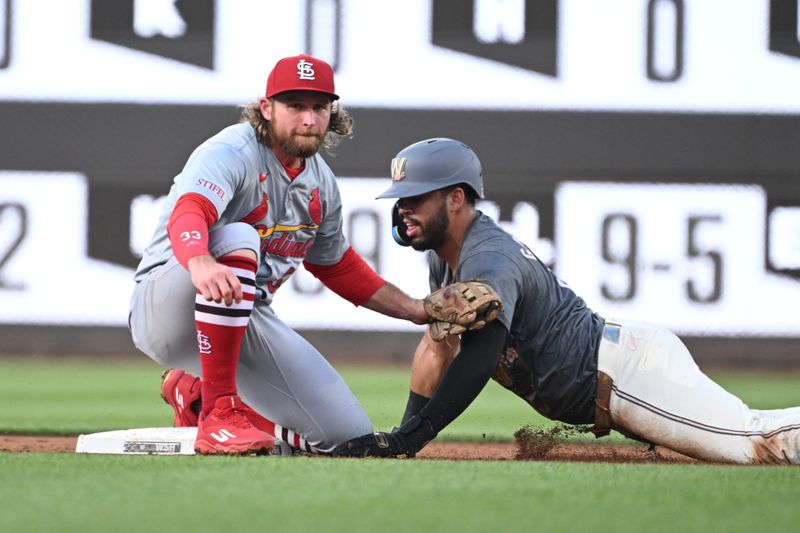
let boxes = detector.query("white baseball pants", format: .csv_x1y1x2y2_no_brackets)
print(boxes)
598,321,800,464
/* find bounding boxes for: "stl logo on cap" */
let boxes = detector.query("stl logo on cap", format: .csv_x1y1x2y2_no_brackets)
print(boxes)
391,157,407,181
266,54,339,100
297,59,316,80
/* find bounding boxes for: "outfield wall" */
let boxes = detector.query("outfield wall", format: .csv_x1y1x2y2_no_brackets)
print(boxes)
1,1,799,366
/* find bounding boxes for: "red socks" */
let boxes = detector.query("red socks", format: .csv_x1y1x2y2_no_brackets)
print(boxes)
194,256,257,416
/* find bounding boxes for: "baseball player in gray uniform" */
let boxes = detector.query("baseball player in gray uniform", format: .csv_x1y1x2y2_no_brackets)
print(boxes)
129,54,428,455
333,137,800,464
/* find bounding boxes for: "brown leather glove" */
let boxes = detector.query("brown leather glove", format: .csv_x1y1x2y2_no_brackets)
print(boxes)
424,280,502,342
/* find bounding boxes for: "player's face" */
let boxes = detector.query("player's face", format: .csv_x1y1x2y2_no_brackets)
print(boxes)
397,191,450,251
265,92,332,158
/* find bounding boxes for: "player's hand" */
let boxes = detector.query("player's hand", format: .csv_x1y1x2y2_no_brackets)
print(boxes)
332,415,436,458
332,431,413,458
187,255,243,306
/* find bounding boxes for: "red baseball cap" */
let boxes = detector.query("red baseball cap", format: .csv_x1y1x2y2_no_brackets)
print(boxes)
265,54,339,100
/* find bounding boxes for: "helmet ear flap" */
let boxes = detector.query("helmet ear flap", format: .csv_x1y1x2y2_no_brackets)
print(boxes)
391,201,412,247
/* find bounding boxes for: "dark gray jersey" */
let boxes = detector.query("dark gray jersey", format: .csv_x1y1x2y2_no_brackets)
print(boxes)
429,212,605,423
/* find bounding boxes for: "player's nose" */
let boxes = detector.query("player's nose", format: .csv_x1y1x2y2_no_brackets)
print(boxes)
301,108,318,125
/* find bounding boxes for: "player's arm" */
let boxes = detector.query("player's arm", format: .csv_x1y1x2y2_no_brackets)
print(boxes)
413,321,507,436
168,193,244,306
400,328,460,424
361,282,427,324
334,320,508,458
304,248,428,324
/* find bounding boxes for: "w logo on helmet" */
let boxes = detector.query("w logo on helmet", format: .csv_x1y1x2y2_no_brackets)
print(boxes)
391,157,407,182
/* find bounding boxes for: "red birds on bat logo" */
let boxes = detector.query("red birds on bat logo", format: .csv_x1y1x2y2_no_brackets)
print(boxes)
308,188,322,225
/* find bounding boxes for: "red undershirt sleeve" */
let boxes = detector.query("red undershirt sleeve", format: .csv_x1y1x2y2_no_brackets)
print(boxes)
167,193,220,269
304,247,387,306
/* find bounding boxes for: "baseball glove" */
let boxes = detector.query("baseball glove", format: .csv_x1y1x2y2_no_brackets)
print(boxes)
424,280,502,342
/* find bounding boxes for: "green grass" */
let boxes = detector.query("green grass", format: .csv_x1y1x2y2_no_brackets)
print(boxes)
2,452,799,533
708,371,800,410
0,358,171,433
2,358,797,441
0,357,545,438
1,357,800,533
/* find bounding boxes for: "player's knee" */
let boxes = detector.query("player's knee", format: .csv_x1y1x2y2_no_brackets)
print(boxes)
130,335,170,367
228,221,260,242
221,248,257,262
147,350,171,368
209,222,261,262
327,411,373,447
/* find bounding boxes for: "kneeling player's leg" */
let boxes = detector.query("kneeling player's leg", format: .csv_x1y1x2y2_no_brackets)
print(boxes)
130,223,273,453
190,224,274,454
194,248,257,415
130,258,199,371
236,305,373,453
130,222,262,375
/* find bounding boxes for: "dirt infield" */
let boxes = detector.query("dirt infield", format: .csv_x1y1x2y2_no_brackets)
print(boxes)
0,434,696,463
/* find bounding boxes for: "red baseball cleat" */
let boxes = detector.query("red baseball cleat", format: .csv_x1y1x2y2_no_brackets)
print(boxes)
160,369,201,427
194,395,275,455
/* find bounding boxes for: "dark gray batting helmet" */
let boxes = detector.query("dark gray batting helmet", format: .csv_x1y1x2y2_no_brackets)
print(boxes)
376,138,484,199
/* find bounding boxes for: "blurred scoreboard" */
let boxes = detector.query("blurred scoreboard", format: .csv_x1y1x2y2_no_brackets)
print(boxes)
557,183,799,336
2,172,798,337
1,0,800,342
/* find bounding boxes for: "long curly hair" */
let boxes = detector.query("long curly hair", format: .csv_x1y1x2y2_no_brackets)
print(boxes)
240,99,354,154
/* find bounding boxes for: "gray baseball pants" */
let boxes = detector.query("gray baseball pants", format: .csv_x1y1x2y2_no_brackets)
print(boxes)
128,223,372,452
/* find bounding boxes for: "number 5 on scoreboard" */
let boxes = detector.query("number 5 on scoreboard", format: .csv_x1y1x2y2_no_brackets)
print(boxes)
598,212,724,304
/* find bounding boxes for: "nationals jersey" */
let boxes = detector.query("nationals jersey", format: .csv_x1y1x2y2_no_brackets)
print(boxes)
135,123,349,305
428,212,605,423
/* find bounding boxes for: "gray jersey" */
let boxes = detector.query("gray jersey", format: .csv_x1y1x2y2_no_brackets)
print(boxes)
429,211,604,423
134,123,349,305
129,122,371,450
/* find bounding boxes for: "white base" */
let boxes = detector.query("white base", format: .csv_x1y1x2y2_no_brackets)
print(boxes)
75,427,197,455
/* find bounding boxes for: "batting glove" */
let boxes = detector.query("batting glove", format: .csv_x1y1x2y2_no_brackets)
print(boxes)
332,415,436,458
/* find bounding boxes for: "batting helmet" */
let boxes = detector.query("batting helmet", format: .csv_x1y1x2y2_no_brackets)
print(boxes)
376,138,484,199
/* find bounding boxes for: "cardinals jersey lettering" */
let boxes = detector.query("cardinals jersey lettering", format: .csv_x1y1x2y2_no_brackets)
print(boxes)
135,123,349,305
